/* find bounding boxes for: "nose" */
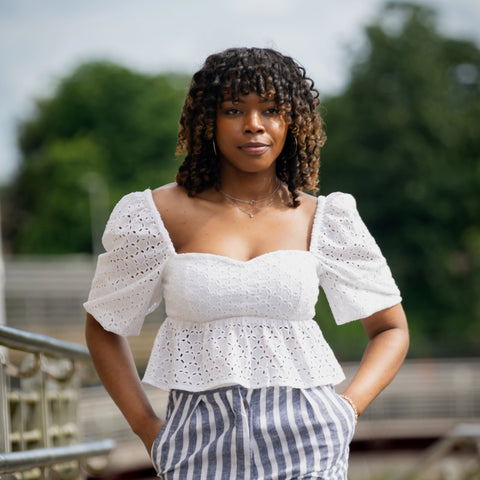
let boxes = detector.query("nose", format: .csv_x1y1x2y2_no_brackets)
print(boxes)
243,111,265,134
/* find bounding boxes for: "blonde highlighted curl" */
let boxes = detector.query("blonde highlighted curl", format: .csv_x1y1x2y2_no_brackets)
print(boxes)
175,47,326,206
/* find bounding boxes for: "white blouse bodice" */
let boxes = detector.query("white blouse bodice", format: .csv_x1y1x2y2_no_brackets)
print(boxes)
84,189,401,392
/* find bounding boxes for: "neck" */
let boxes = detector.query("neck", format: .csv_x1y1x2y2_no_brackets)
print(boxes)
219,172,279,201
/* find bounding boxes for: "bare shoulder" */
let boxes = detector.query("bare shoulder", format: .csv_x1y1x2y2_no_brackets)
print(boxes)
151,183,189,216
152,182,183,198
150,183,216,250
297,191,319,219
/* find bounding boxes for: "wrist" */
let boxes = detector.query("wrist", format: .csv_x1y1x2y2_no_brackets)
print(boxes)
137,417,164,455
340,394,359,424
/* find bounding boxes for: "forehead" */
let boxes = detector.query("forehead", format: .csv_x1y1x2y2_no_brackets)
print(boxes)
220,85,277,102
220,92,276,104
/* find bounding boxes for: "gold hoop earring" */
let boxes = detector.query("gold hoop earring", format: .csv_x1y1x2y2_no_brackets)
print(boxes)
291,136,298,157
212,139,218,158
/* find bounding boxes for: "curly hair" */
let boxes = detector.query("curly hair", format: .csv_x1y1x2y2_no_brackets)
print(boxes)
175,47,326,206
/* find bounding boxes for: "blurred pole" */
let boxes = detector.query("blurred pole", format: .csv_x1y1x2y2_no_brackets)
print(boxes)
0,200,7,361
80,173,109,258
0,201,6,328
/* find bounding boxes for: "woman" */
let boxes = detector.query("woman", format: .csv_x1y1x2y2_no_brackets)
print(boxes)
84,47,409,479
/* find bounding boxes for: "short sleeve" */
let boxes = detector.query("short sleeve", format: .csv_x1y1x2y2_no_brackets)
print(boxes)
83,190,175,336
311,192,402,325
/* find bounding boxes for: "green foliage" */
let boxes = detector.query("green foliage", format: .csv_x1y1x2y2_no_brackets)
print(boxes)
13,135,105,253
316,291,368,362
320,2,480,357
4,61,189,253
3,2,480,358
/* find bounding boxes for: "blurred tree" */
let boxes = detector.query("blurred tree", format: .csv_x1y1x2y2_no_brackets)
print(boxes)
320,2,480,356
3,3,480,358
3,62,189,254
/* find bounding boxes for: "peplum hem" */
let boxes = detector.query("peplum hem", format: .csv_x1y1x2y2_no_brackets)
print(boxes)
142,316,346,392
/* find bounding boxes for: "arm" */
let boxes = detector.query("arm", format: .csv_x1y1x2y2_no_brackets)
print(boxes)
85,313,163,453
341,303,409,416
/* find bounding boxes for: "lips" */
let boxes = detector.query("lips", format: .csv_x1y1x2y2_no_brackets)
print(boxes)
239,142,270,155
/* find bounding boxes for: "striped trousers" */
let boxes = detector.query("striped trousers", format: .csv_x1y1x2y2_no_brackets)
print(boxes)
151,384,356,479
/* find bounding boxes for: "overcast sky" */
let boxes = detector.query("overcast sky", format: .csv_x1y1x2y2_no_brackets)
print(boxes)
1,0,479,183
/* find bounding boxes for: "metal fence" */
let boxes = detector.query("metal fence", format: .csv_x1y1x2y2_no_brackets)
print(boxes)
0,325,114,480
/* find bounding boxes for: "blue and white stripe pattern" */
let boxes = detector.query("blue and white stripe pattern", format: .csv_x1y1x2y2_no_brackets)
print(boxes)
151,384,356,479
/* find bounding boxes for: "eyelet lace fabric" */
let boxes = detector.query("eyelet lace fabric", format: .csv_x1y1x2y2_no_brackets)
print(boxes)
84,189,401,391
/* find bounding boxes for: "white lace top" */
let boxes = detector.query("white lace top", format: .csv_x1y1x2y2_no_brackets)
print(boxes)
84,189,401,392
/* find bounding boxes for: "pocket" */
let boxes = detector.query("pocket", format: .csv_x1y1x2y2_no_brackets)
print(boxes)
299,386,356,464
150,424,166,474
337,394,357,424
150,390,180,473
335,392,357,443
150,391,206,476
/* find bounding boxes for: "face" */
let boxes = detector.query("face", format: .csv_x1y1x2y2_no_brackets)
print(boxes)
215,92,289,176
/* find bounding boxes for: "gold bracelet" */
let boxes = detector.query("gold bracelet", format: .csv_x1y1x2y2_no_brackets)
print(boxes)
340,394,359,424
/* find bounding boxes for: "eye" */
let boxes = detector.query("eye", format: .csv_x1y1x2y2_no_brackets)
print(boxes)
264,106,279,115
224,107,242,115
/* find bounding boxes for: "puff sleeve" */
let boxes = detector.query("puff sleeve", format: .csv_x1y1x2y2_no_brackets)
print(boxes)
312,192,402,325
83,190,175,336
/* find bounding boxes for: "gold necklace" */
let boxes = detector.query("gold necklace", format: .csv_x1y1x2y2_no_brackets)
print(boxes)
220,180,280,218
222,196,276,218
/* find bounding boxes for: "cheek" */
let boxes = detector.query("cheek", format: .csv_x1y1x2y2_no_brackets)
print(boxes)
271,116,287,132
273,122,288,146
215,118,238,141
215,125,229,148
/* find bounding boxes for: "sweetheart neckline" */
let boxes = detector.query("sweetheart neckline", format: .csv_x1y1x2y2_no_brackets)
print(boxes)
172,249,313,264
145,189,322,264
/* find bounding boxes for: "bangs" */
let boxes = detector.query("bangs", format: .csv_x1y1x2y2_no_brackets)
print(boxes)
220,69,277,102
204,48,297,109
215,70,292,117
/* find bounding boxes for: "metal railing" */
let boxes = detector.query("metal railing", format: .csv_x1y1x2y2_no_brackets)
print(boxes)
392,423,480,480
0,325,115,480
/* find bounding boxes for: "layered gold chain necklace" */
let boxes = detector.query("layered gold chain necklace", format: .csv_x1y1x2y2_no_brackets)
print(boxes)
220,180,281,218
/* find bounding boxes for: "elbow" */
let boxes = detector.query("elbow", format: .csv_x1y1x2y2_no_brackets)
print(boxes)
362,303,410,360
395,306,410,357
385,316,410,362
397,324,410,361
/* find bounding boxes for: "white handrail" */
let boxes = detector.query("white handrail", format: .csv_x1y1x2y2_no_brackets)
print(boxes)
0,325,90,360
0,326,115,479
0,440,115,474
